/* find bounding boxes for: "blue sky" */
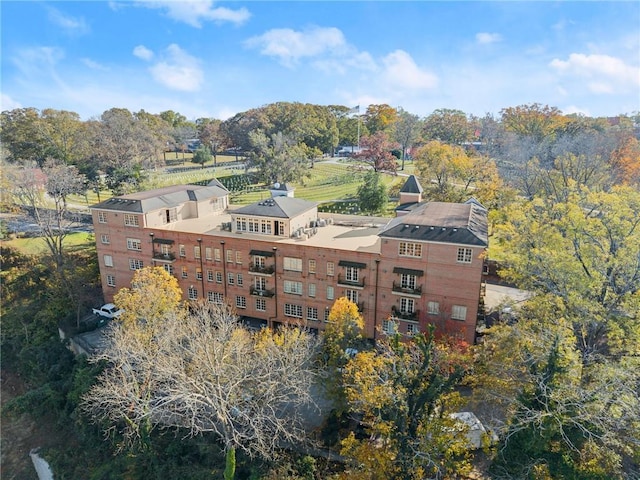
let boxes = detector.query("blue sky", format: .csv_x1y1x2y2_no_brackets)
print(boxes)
2,1,639,121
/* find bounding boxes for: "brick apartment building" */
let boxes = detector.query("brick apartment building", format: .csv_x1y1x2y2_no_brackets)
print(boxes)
91,176,488,344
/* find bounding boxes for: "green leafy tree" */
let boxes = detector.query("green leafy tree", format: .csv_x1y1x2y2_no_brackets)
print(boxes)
364,104,398,135
247,130,309,183
423,108,474,145
357,170,388,215
392,107,421,169
191,144,212,168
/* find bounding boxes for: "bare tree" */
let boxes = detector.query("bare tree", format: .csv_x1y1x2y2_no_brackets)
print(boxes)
82,301,322,476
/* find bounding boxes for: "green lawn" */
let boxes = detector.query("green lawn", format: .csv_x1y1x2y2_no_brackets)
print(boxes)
4,232,95,255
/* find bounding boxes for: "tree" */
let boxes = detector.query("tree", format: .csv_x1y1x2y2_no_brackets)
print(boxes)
364,104,398,135
423,108,474,145
610,133,640,186
247,130,309,184
338,328,472,479
83,301,321,478
500,103,563,142
357,170,388,215
191,144,212,168
392,108,421,170
39,109,88,165
352,132,398,173
197,117,226,165
0,108,48,165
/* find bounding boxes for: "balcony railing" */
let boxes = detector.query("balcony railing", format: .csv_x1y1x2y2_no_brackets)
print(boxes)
152,252,176,262
248,262,275,275
392,282,422,295
250,286,275,297
337,274,365,288
391,306,419,321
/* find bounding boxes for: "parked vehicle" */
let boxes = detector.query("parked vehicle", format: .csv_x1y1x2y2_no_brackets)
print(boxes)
92,303,124,319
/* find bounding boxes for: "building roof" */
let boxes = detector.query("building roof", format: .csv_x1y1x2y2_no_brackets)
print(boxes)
233,196,317,219
91,184,228,213
379,201,488,247
399,175,423,194
270,182,294,192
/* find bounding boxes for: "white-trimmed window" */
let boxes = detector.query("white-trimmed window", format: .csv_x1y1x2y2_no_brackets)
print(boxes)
194,245,201,259
284,257,302,272
226,250,233,263
452,305,467,321
327,262,335,276
307,307,319,321
256,298,266,311
308,283,316,297
399,242,422,257
254,277,266,291
129,258,144,270
216,271,223,283
179,244,186,257
188,286,198,300
106,274,116,287
284,303,303,318
308,259,316,274
127,238,141,251
164,208,178,224
406,323,419,336
260,219,272,234
214,248,221,261
182,267,188,278
227,273,235,285
457,248,473,263
400,274,417,290
400,297,415,314
326,286,334,300
253,255,266,269
196,268,203,280
284,280,303,295
346,289,358,304
428,301,440,315
382,319,398,334
324,308,330,322
205,247,212,260
163,264,174,275
236,296,247,309
236,251,242,264
103,255,113,267
124,214,139,227
278,221,285,236
237,273,243,286
98,211,107,223
207,270,214,282
208,291,224,304
345,266,359,282
100,234,110,244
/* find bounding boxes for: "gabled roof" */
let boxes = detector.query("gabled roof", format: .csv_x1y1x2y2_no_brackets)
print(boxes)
91,184,228,213
233,196,317,219
270,182,294,192
380,201,488,247
399,175,423,194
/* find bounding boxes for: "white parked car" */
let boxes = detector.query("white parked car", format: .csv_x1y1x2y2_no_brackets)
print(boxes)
92,303,124,319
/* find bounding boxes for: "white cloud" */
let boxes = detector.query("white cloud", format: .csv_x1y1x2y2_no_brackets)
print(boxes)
476,32,502,45
135,1,250,27
381,50,438,90
46,6,90,35
82,58,109,71
245,26,347,67
562,105,591,116
133,45,154,61
550,53,640,93
148,44,203,92
1,93,22,111
12,46,64,76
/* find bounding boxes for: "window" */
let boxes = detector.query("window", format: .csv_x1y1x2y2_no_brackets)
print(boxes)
327,262,335,276
127,238,142,251
346,289,358,304
254,277,267,291
226,250,233,263
194,245,201,259
182,266,188,278
278,221,285,236
237,273,243,286
103,255,113,267
236,217,247,232
188,286,198,300
382,319,398,334
207,270,214,282
164,208,177,224
345,266,359,282
100,234,110,244
98,211,107,223
428,301,440,315
214,248,221,261
307,307,319,321
407,323,419,336
196,268,203,280
216,271,223,283
284,303,303,318
227,273,235,285
452,305,467,321
179,244,186,257
205,247,212,260
400,298,415,314
457,248,473,263
284,257,302,272
208,291,224,304
236,251,242,264
308,259,316,274
284,280,303,295
256,298,266,311
324,308,330,322
308,283,316,297
253,255,266,269
236,296,247,309
399,242,422,257
106,275,116,287
400,274,417,290
124,214,139,227
163,264,174,275
260,219,272,234
326,286,334,300
129,258,144,270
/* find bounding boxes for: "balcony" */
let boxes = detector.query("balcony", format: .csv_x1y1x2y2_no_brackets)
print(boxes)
152,252,176,262
337,274,365,288
392,282,422,296
391,306,419,321
250,286,275,298
248,262,275,275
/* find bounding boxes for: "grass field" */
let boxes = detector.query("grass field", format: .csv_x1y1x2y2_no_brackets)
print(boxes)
4,232,95,255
